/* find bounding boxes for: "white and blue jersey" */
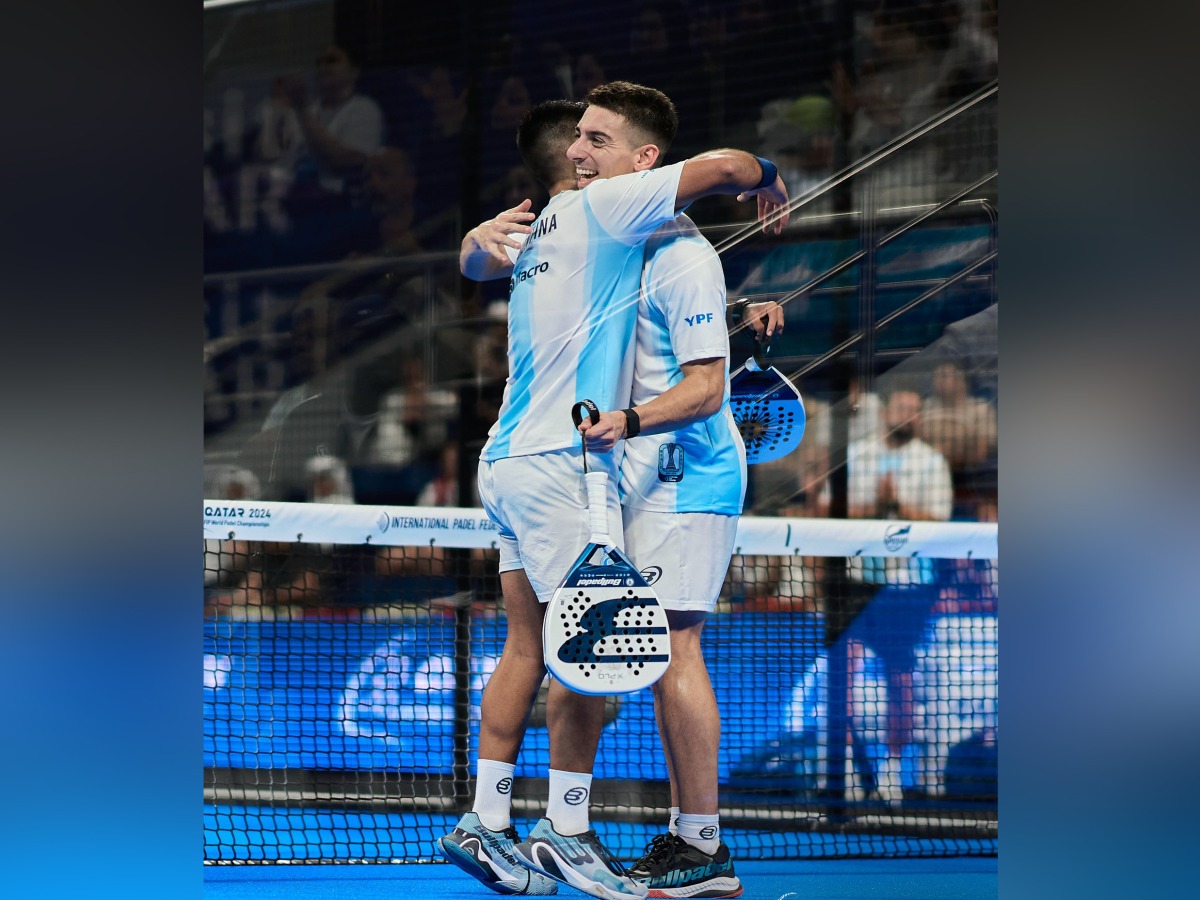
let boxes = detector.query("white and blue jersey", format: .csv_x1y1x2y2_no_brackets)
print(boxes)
619,214,748,515
480,162,685,462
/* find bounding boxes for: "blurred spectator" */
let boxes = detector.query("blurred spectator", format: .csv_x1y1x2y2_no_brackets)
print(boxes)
365,355,458,470
847,387,952,584
306,454,356,504
481,72,535,190
204,466,261,616
849,373,884,445
572,49,610,100
415,441,466,508
408,65,468,249
618,2,708,158
746,391,833,521
831,0,952,208
366,146,421,255
756,94,838,215
919,358,996,474
717,0,809,145
502,162,548,213
239,345,454,505
921,302,997,404
271,45,385,221
209,465,261,504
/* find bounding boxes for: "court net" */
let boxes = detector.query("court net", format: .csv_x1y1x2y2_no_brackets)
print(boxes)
204,500,997,863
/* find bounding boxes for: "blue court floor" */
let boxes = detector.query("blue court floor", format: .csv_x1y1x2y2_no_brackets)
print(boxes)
204,857,998,899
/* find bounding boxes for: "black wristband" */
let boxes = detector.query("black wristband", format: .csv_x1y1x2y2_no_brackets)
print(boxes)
728,297,750,325
622,408,641,439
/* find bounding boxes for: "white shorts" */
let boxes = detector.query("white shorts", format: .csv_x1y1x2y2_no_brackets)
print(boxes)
621,508,739,612
477,448,624,604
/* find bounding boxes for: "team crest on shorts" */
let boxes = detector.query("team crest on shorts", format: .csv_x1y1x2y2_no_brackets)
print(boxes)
658,443,685,482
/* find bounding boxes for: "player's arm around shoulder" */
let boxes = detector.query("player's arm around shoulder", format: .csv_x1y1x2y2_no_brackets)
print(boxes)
675,150,789,233
459,199,534,280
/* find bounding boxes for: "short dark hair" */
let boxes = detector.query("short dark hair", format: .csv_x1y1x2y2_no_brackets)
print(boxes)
584,80,678,158
516,100,586,190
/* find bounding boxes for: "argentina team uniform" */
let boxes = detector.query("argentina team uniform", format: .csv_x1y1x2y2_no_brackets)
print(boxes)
620,215,748,515
481,162,686,463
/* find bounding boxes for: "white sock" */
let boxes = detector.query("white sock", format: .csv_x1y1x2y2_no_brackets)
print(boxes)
676,813,720,856
547,768,592,836
668,807,680,835
473,759,516,831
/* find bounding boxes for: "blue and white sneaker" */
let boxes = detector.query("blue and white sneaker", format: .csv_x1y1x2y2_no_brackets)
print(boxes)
513,818,647,900
436,812,559,895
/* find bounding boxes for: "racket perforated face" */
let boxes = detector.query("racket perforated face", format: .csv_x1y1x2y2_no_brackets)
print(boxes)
544,545,670,695
729,366,806,464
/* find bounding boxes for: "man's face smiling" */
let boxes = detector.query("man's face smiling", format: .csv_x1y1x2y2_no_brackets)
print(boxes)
566,105,645,189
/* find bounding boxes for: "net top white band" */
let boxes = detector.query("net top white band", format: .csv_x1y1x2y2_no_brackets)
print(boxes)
203,500,997,560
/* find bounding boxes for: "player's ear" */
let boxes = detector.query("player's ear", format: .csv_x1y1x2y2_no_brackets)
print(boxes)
633,143,660,171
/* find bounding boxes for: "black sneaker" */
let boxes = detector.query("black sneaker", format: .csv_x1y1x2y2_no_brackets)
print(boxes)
629,833,743,898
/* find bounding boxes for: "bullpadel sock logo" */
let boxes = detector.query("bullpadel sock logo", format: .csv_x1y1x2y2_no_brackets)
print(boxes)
564,787,589,805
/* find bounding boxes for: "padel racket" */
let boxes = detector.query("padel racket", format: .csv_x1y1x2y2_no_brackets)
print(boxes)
729,332,806,464
543,401,671,695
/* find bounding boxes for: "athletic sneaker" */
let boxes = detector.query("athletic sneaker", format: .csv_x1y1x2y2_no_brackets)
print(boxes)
513,817,648,900
436,812,558,895
628,833,743,898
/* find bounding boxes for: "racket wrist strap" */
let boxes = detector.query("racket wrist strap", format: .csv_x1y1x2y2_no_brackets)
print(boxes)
622,408,641,439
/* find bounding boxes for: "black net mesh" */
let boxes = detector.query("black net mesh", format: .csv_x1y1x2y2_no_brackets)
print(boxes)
204,514,997,863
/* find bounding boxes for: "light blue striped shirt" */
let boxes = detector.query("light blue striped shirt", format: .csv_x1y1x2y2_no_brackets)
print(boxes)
619,215,747,514
481,163,685,462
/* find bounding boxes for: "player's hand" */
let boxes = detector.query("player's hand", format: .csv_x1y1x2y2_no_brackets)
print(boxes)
737,175,789,235
469,199,536,264
744,300,784,340
578,410,624,453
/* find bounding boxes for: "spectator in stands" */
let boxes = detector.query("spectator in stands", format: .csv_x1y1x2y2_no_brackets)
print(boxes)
618,2,708,157
847,386,953,583
365,354,458,472
756,94,838,215
273,44,385,218
848,386,952,523
480,72,535,191
305,455,356,504
408,65,468,250
831,0,951,208
717,0,808,144
204,466,262,617
415,440,464,508
572,49,610,100
919,358,996,476
366,146,422,256
849,373,884,445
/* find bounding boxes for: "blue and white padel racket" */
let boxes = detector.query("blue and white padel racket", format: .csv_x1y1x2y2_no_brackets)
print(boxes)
542,401,671,695
729,335,806,464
